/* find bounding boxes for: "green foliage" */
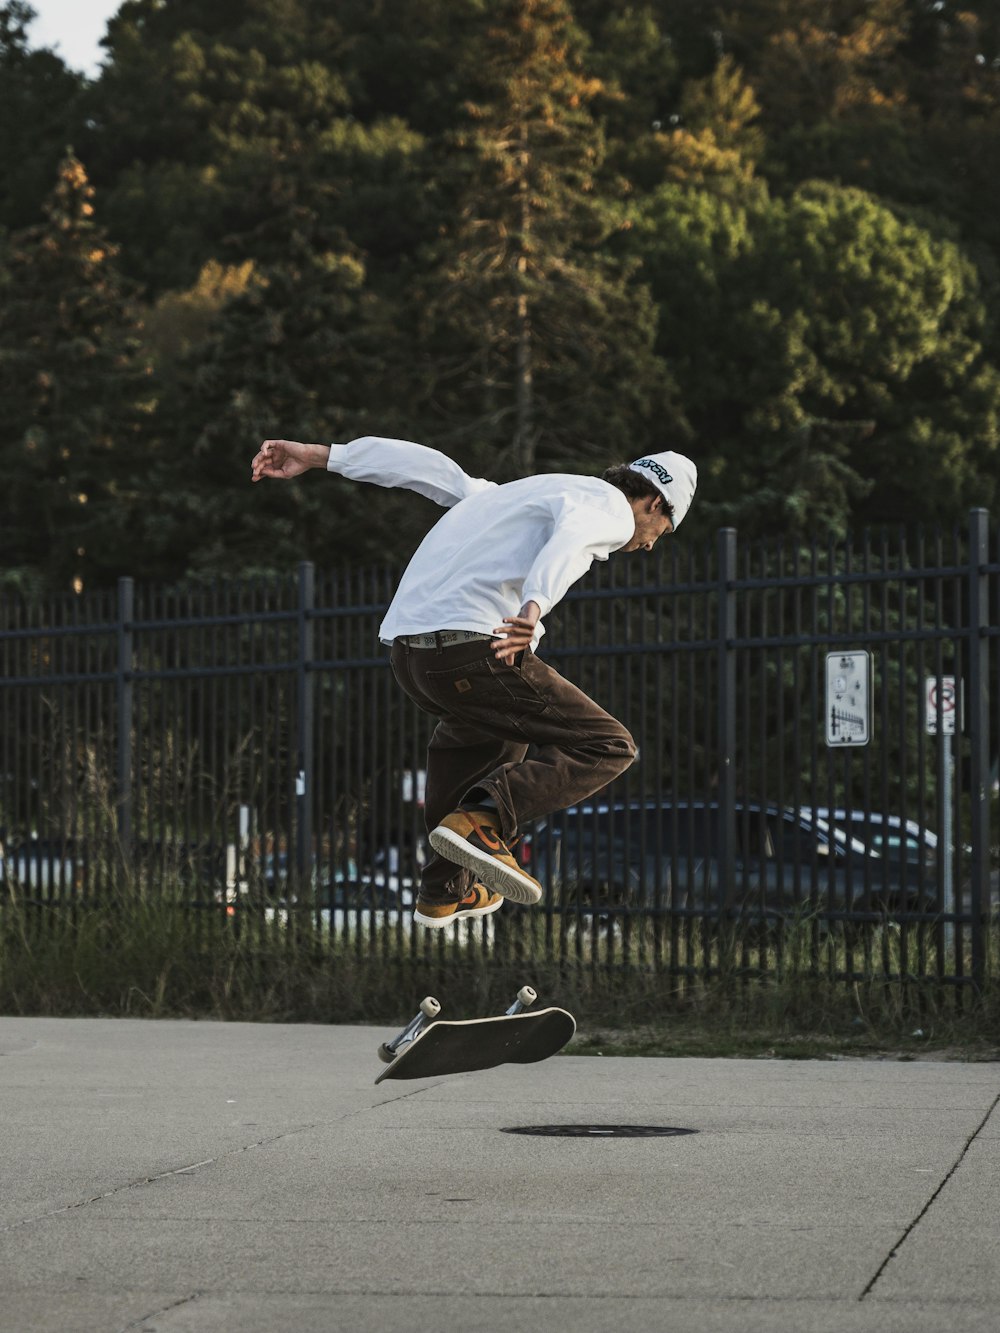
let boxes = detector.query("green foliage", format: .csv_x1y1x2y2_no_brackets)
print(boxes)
411,0,680,479
626,178,1000,538
1,0,997,586
83,0,356,292
0,3,86,230
152,238,402,576
142,259,258,369
0,154,155,591
764,182,1000,526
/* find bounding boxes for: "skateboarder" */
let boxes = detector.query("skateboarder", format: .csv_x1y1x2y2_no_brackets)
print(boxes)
250,435,697,928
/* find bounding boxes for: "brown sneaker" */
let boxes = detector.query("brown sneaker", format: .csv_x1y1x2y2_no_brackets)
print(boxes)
428,808,543,906
413,883,504,929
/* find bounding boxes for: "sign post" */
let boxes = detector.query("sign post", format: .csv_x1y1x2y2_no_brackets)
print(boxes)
925,676,960,955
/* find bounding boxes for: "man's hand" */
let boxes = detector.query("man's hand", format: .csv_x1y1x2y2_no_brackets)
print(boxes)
492,601,541,665
251,439,330,482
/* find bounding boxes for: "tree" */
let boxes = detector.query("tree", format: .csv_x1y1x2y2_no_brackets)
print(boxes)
626,179,1000,535
899,0,1000,259
622,54,766,196
0,154,155,590
144,232,404,579
413,0,679,480
0,2,86,231
72,0,436,576
82,0,357,294
713,1,1000,267
570,2,683,160
716,0,910,132
766,182,1000,527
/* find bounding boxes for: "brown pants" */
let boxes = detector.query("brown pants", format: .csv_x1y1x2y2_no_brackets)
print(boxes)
389,637,636,902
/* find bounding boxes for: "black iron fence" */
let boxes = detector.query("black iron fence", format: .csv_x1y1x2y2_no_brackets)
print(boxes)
2,511,998,991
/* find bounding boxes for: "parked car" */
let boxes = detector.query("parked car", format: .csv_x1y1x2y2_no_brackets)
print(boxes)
803,808,997,911
800,808,939,876
521,801,937,922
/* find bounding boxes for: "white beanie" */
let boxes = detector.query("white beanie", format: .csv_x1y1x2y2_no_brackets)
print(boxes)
628,452,698,528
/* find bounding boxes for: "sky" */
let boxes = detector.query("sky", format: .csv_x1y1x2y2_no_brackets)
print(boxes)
27,0,122,76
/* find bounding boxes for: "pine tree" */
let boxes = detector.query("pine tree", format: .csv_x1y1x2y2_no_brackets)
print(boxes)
622,54,766,196
83,0,357,294
414,0,679,480
0,2,85,231
0,154,155,590
717,0,910,131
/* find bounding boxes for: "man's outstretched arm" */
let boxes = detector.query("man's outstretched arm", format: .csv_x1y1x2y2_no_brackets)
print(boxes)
251,435,497,509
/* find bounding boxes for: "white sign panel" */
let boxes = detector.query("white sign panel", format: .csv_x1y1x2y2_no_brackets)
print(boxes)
825,651,872,747
925,676,959,736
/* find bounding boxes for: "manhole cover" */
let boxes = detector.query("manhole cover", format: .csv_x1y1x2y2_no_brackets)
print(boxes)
500,1125,698,1138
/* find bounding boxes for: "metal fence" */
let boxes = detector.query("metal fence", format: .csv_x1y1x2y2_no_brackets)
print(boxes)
2,511,998,991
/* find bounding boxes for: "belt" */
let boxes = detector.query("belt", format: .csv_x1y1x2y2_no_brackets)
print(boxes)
399,630,494,649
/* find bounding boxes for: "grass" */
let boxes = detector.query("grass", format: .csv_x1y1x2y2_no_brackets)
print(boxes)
569,1006,1000,1063
2,880,997,1061
570,1027,1000,1061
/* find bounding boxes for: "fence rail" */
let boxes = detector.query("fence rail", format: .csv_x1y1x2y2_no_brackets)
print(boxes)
2,512,997,992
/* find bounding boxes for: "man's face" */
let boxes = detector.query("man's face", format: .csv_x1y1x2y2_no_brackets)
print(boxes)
622,496,674,552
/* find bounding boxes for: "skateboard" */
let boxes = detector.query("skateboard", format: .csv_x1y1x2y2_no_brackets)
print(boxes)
375,985,575,1084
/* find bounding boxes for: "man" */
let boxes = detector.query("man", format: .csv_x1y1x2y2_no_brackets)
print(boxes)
250,435,697,928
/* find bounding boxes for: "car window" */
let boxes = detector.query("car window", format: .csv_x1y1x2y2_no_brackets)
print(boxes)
865,830,929,863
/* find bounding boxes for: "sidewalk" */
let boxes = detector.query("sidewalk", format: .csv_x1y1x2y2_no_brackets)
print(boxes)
1,1016,997,1333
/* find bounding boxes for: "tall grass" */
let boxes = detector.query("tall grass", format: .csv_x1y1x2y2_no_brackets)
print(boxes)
2,870,996,1055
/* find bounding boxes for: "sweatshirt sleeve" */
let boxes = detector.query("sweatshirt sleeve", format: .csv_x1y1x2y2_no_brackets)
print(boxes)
326,436,498,508
521,502,635,617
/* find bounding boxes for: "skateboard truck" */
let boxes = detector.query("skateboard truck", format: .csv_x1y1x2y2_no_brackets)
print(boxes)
377,995,442,1064
377,986,538,1065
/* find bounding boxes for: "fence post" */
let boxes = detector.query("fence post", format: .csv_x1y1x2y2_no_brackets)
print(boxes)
966,509,990,990
296,562,316,888
717,529,738,931
116,576,134,868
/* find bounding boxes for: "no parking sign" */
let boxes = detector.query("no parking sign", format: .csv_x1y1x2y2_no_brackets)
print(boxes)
925,676,962,735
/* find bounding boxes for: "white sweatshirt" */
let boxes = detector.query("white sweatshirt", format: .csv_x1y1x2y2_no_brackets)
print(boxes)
326,437,636,647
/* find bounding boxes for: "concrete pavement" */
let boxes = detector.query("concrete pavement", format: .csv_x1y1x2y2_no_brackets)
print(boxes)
1,1016,997,1332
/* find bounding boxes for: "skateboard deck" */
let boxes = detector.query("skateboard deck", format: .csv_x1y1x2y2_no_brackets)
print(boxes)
375,1004,575,1083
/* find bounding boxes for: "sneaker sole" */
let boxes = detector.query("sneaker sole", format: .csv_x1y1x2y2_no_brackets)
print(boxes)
413,897,504,929
428,827,543,906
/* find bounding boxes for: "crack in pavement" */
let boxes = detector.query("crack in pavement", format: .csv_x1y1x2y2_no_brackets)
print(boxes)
367,1081,445,1109
1,1123,319,1236
4,1092,438,1236
118,1290,201,1333
859,1088,1000,1300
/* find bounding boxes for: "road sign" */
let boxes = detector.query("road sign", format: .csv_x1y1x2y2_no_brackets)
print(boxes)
825,651,872,747
925,676,960,735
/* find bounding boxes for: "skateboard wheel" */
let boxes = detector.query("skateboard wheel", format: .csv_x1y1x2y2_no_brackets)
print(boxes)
517,985,537,1007
420,996,442,1019
377,1043,395,1064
